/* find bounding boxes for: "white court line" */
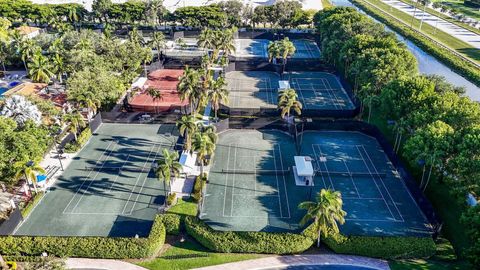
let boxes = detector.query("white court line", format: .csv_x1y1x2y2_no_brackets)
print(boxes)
221,143,232,217
355,145,396,221
277,144,291,218
346,218,404,222
66,141,118,214
315,145,336,190
126,143,163,215
272,145,283,218
343,160,361,199
359,145,405,222
311,145,328,188
292,79,309,110
62,140,115,214
121,143,159,215
106,154,131,193
230,144,238,217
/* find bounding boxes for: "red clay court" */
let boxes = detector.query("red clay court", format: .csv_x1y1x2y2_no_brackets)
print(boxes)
128,69,188,113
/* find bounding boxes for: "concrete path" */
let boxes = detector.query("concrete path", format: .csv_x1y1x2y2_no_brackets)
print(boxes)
66,258,147,270
382,0,480,49
194,254,390,270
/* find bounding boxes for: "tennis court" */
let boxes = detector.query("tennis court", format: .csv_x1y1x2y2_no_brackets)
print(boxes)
15,123,179,237
287,72,355,111
234,39,321,59
200,129,433,236
226,71,280,110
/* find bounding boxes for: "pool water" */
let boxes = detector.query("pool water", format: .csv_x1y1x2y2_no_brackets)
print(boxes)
0,87,7,95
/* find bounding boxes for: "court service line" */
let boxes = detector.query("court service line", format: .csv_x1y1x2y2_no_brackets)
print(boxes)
62,140,115,214
343,160,361,199
277,144,291,218
230,144,238,217
272,145,284,218
221,143,232,217
121,143,158,215
359,145,405,222
315,145,336,190
355,145,397,221
107,154,131,193
126,143,163,215
311,145,328,188
69,142,121,213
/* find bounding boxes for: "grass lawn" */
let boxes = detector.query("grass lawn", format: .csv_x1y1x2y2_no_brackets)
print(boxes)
438,0,480,21
390,259,471,270
360,0,480,63
138,239,264,270
396,0,480,35
168,198,198,217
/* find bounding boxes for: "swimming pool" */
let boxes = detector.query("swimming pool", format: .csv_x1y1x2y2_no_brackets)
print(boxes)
0,87,8,95
263,265,384,270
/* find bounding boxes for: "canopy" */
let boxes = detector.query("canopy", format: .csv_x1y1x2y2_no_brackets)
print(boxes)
278,80,290,90
294,156,314,177
180,150,197,174
36,175,47,183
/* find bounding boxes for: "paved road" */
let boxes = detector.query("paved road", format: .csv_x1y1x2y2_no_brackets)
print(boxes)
66,258,147,270
194,254,390,270
382,0,480,49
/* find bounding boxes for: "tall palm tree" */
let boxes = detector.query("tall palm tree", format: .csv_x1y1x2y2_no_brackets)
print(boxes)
202,125,218,144
278,88,302,119
217,28,236,59
19,38,40,72
0,41,8,74
156,149,183,204
28,52,54,83
192,131,216,174
14,161,46,193
197,28,215,54
267,41,281,63
150,31,165,62
176,115,197,151
51,54,65,83
298,189,346,247
63,111,86,141
70,91,101,120
67,5,80,30
177,66,200,114
268,38,296,74
146,86,162,114
208,77,229,119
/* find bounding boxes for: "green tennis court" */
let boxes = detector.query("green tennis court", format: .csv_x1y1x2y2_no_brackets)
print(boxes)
226,71,280,110
15,123,179,237
234,39,321,59
287,72,356,111
201,129,432,236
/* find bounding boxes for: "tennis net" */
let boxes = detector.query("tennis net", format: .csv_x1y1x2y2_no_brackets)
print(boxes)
85,166,152,173
231,88,277,93
213,168,291,175
316,171,386,178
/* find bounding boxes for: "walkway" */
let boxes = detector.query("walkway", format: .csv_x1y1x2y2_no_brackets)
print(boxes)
382,0,480,49
194,254,390,270
66,258,147,270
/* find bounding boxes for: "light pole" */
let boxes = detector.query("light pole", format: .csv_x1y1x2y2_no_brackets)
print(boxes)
54,129,64,171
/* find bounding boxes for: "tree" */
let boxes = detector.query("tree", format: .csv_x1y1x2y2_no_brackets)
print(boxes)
192,130,216,174
28,52,54,83
92,0,112,23
146,86,162,114
51,53,65,83
156,149,182,201
68,90,101,121
0,95,42,126
0,41,9,74
146,0,167,27
150,31,165,62
19,38,40,72
177,66,201,114
63,111,86,141
208,77,229,119
268,37,296,74
176,115,197,151
14,160,45,193
298,189,346,247
278,88,302,119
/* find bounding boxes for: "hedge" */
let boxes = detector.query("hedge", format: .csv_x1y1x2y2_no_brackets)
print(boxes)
20,192,44,218
192,174,207,203
158,214,181,235
64,128,92,153
352,0,480,87
0,216,166,259
185,216,314,254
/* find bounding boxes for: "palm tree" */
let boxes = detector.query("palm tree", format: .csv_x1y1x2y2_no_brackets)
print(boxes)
150,31,165,62
51,54,65,83
278,88,302,119
28,52,54,83
19,38,40,72
0,41,8,74
192,131,216,174
70,91,101,120
67,5,81,30
156,149,183,205
298,189,346,247
63,111,86,141
208,77,229,119
146,86,162,114
176,115,197,151
15,161,46,193
217,28,236,59
202,124,218,144
177,66,201,114
268,38,296,74
197,28,215,54
267,41,281,63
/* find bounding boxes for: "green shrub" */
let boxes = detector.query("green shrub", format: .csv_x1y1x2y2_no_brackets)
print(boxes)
185,216,314,254
21,192,45,218
322,232,436,259
167,193,177,206
159,214,181,235
64,128,92,153
192,174,207,203
0,216,166,259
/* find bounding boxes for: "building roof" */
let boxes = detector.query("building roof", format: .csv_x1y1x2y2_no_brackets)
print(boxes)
3,82,47,96
3,82,67,108
16,25,41,36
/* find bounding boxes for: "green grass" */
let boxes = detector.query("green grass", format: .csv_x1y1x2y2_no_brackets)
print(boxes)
390,259,471,270
137,238,264,270
360,0,480,63
167,198,198,217
438,0,480,21
397,0,480,35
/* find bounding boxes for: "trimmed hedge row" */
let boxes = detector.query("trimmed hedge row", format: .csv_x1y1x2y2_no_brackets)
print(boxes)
0,216,166,258
192,174,207,203
64,128,92,153
158,214,181,235
352,0,480,87
185,216,314,254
